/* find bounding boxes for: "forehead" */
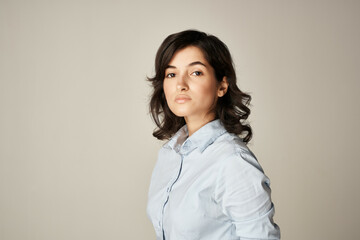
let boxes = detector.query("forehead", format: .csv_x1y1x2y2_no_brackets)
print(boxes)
168,46,208,66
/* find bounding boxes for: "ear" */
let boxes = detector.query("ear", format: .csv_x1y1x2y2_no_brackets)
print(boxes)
217,76,229,97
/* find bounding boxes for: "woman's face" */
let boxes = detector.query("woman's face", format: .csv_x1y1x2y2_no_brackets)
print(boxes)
163,46,227,125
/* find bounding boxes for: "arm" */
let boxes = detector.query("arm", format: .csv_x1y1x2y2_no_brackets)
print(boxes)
214,149,281,240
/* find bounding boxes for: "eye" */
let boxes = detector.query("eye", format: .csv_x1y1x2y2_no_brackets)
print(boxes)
191,71,202,76
166,73,176,78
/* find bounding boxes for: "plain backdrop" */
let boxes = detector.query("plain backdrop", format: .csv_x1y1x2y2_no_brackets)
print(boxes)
1,0,359,239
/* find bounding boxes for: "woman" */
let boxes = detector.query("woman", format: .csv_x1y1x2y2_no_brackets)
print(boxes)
146,30,280,240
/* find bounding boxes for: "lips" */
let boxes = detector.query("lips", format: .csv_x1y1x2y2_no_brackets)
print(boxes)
175,94,191,103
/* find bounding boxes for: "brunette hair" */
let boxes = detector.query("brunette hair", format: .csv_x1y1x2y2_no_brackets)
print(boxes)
147,30,252,143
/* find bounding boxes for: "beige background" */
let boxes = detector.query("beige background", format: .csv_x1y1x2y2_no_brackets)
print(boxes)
1,0,359,239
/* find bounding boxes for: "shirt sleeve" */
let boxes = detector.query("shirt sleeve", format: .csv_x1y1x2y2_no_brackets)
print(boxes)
214,149,281,240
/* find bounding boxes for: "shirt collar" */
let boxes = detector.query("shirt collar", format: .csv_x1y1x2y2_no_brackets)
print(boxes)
164,119,227,155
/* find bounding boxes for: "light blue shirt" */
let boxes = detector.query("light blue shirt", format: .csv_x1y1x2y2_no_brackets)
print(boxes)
147,119,280,239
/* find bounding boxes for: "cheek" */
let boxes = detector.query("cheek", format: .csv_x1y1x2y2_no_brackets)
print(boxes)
163,80,173,102
196,83,218,101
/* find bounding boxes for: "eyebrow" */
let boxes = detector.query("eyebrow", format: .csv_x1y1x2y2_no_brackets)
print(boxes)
189,61,207,67
165,61,207,69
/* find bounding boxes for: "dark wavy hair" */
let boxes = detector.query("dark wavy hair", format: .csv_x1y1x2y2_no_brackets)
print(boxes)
147,29,252,143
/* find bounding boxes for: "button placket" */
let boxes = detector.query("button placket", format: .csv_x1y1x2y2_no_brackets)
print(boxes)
160,153,184,240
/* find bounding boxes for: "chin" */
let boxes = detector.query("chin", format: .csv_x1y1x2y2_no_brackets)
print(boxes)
174,110,194,118
172,112,187,118
169,107,191,118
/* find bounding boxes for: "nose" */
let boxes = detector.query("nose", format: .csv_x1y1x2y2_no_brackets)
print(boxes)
177,74,188,91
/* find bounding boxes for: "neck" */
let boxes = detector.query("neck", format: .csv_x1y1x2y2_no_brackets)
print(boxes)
185,114,216,137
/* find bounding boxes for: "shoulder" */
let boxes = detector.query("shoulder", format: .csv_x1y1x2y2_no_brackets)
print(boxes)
212,133,272,208
210,131,249,154
208,132,264,173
